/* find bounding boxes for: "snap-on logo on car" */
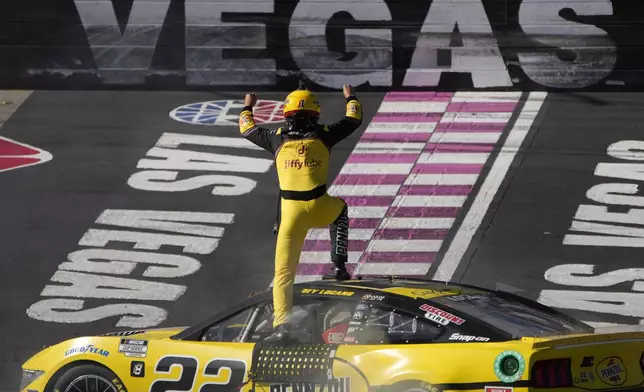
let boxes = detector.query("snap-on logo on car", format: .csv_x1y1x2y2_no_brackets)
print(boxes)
597,356,627,386
448,333,490,342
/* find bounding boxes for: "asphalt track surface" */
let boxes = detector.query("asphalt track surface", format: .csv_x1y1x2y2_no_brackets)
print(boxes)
451,93,644,328
0,90,382,389
2,91,644,390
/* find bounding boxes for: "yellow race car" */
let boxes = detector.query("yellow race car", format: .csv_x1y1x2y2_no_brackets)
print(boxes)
20,278,644,392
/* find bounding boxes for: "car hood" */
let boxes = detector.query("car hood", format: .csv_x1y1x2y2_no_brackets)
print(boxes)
100,326,188,340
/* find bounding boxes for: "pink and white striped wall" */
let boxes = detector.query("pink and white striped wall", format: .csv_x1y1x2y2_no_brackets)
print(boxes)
295,91,523,282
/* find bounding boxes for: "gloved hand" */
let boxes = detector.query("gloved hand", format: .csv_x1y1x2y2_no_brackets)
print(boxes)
343,85,354,98
245,93,258,107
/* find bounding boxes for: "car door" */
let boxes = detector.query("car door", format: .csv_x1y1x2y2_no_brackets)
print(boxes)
139,304,261,392
319,298,449,392
241,295,368,392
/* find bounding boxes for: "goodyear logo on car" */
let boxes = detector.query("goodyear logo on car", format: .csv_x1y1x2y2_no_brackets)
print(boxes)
301,288,354,297
64,344,109,358
597,357,627,386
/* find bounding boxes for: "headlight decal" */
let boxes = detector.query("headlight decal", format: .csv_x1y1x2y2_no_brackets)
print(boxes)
20,369,45,391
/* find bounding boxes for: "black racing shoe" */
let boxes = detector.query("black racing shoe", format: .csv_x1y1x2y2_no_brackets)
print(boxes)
334,267,351,280
264,324,290,343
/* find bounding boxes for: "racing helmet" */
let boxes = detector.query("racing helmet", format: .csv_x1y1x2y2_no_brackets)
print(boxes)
283,81,320,135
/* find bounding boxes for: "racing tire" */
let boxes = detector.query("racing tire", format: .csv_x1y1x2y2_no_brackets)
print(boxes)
392,380,441,392
51,364,127,392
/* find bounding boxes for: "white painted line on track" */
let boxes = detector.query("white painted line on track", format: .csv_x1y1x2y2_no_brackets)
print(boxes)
432,92,548,282
307,228,375,241
299,251,362,264
340,163,414,175
429,132,501,144
583,321,636,329
295,275,324,283
0,90,33,126
328,184,401,197
418,152,490,164
365,122,437,133
392,195,467,208
367,239,443,252
441,112,514,122
451,91,522,102
354,142,427,151
378,101,449,113
355,263,432,276
379,217,455,229
404,173,480,185
347,207,390,219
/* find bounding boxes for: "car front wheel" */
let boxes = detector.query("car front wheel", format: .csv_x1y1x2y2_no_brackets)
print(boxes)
51,364,127,392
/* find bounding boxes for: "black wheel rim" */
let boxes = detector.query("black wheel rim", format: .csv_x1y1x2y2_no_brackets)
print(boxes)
64,375,118,392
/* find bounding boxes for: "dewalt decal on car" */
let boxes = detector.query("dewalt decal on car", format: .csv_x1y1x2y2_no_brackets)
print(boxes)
269,376,351,392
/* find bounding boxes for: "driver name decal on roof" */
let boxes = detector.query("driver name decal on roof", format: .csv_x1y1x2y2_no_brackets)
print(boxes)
301,288,354,297
420,304,465,325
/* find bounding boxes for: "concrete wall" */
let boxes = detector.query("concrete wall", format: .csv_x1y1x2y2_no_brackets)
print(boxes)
1,0,642,91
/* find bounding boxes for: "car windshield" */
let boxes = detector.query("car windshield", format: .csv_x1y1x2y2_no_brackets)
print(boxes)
432,292,594,337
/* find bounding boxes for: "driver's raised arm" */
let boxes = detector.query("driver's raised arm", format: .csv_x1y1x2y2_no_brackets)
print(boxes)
319,85,363,148
239,93,283,154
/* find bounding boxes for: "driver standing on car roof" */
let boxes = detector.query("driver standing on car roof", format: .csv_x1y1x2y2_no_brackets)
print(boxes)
238,82,363,342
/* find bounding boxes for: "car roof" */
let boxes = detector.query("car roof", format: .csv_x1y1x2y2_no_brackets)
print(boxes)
172,277,493,340
173,277,590,341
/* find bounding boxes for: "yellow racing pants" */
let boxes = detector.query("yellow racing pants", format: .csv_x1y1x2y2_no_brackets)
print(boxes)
272,189,348,327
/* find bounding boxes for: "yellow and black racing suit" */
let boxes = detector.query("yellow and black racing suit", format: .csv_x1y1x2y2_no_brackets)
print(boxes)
239,95,363,328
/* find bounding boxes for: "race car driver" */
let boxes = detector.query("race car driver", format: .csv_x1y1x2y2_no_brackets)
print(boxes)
239,82,363,342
